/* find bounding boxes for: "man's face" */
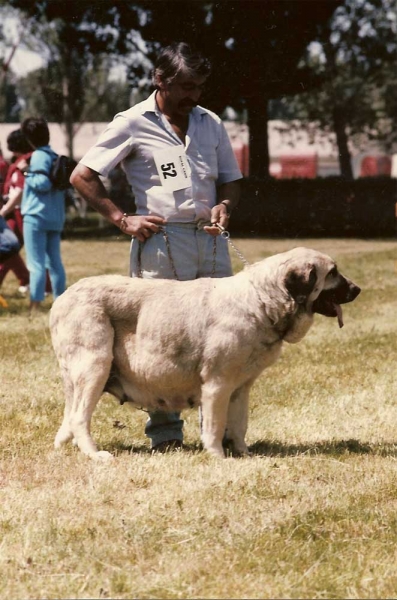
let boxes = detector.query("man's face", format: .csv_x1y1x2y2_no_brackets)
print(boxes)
158,74,207,117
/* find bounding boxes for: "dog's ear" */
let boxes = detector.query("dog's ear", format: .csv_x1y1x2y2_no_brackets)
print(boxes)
285,264,317,304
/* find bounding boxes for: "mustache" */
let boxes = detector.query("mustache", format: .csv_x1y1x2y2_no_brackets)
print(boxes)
179,99,198,108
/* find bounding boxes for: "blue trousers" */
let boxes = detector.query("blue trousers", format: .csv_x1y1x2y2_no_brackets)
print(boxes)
130,222,233,447
23,219,66,302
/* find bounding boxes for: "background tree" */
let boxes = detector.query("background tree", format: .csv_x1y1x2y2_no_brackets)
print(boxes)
4,1,146,158
0,20,21,123
17,62,132,124
128,0,341,179
5,0,340,174
278,0,397,178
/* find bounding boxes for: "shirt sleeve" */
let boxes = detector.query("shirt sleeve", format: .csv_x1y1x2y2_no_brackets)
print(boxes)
216,121,243,185
79,114,136,177
25,149,53,192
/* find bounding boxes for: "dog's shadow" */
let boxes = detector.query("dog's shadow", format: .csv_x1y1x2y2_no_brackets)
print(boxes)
107,441,202,456
249,438,397,458
107,438,397,458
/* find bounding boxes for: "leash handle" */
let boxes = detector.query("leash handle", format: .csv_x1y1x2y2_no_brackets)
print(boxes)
215,223,230,239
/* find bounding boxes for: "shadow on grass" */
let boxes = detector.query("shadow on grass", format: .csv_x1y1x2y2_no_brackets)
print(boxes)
106,441,202,456
250,438,397,458
105,438,397,459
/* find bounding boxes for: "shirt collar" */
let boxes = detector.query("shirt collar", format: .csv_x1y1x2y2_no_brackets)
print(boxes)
141,90,207,119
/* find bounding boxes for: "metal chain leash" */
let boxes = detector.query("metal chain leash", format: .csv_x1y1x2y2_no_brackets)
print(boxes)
137,227,180,280
161,227,179,280
215,224,251,268
137,224,249,280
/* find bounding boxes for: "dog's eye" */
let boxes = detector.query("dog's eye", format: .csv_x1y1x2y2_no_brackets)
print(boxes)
329,267,338,277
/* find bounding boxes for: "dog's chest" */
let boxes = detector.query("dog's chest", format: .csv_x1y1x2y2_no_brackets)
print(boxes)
245,337,283,375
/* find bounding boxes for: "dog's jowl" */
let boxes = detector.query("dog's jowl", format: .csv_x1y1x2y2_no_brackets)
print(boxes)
50,247,360,460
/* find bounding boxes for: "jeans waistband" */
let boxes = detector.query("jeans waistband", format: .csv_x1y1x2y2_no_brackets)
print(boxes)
162,220,210,231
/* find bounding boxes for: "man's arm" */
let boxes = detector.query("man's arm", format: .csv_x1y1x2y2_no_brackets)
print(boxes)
204,179,241,236
70,164,165,242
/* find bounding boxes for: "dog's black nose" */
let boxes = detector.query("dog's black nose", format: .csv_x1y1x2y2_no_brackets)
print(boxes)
350,284,361,301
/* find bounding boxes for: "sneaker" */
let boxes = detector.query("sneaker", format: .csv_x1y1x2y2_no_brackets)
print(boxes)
151,439,183,454
18,285,29,296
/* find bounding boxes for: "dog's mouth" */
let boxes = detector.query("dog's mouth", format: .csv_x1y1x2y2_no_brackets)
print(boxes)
312,294,344,327
312,283,361,329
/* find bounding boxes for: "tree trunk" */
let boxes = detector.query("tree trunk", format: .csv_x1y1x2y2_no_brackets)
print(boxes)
246,98,270,179
62,75,75,159
333,106,353,180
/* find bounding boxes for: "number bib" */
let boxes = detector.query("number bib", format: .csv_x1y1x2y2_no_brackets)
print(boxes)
153,146,192,192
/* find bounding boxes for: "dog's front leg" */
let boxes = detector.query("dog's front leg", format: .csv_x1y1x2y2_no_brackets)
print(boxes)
200,383,230,458
224,382,252,456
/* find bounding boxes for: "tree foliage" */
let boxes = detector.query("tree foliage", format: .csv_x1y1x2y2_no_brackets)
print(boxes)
17,62,131,124
5,0,340,174
279,0,397,177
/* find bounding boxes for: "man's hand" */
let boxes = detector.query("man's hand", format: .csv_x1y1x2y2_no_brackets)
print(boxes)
203,202,229,236
120,214,165,242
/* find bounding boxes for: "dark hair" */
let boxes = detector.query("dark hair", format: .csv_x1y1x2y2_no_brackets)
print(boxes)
7,129,32,154
153,42,211,87
21,117,50,148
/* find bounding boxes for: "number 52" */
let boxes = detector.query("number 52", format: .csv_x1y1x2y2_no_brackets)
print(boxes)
161,162,177,178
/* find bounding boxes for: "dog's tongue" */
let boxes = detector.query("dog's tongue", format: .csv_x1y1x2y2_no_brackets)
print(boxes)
334,303,344,328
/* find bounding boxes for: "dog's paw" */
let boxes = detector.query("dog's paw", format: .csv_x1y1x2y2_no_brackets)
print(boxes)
206,447,227,459
92,450,114,461
54,428,73,448
223,440,252,457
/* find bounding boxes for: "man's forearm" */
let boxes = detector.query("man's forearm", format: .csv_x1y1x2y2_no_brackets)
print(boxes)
218,180,241,213
70,164,125,227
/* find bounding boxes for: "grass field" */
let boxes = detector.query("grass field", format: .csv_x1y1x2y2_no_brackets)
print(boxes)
1,236,397,599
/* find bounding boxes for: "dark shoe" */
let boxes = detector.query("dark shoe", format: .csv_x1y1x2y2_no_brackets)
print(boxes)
152,439,183,453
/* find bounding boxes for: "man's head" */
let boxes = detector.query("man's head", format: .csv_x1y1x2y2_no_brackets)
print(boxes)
153,43,211,118
7,130,32,156
21,117,50,149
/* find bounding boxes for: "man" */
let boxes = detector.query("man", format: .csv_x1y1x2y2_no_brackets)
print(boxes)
70,42,242,452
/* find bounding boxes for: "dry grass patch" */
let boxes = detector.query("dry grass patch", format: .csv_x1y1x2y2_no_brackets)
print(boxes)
1,237,397,599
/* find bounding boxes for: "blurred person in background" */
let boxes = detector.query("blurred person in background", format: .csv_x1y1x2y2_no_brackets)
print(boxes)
0,129,53,298
20,118,66,312
0,146,9,198
0,130,31,295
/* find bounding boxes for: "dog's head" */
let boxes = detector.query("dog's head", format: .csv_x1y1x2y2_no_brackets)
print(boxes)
284,247,361,328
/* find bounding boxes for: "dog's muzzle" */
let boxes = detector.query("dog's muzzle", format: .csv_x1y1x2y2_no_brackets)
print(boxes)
312,278,361,328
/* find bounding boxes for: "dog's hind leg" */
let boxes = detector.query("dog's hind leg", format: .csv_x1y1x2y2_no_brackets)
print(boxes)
200,382,232,459
67,354,114,460
54,367,75,448
55,347,112,458
224,382,253,456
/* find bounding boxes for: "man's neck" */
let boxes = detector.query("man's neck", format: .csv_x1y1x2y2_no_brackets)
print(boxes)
155,91,189,140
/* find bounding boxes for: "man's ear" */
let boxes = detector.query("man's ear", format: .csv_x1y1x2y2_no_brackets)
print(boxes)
155,76,166,91
285,264,317,304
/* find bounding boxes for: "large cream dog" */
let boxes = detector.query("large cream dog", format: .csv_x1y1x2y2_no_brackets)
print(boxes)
50,247,360,460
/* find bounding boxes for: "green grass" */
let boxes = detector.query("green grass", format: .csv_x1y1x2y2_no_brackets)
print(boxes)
1,237,397,599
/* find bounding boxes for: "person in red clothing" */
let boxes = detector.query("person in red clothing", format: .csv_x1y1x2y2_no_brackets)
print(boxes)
0,146,9,198
0,130,31,293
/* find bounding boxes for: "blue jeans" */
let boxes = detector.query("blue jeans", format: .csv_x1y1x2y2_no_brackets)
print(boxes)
130,222,233,447
23,219,66,302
